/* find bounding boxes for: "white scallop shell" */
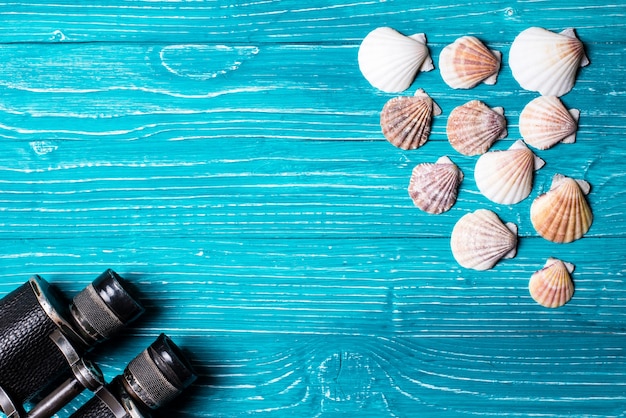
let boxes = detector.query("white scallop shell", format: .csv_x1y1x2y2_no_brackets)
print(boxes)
509,27,589,97
530,174,593,243
474,140,545,205
439,36,501,89
450,209,518,271
529,258,575,308
519,96,579,150
446,100,507,156
358,27,434,93
408,156,464,214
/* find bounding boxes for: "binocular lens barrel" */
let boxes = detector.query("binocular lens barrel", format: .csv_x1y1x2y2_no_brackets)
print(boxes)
71,269,144,344
124,333,196,409
71,334,197,418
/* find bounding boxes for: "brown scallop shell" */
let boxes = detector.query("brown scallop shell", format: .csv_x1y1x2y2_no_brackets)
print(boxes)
380,88,442,150
408,156,464,214
530,174,593,243
446,100,507,156
529,258,575,308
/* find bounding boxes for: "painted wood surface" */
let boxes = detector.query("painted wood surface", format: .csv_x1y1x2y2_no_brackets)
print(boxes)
0,1,624,417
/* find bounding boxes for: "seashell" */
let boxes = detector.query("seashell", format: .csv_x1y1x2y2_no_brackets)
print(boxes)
474,140,545,205
358,27,434,93
408,156,464,214
380,88,442,150
450,209,518,270
519,96,580,150
529,258,575,308
509,27,589,97
439,36,502,89
446,100,507,156
530,174,593,243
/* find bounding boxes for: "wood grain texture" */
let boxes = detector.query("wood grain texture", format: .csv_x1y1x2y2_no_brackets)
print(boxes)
0,1,625,417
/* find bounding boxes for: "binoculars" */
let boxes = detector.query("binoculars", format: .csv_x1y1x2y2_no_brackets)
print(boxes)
0,269,196,418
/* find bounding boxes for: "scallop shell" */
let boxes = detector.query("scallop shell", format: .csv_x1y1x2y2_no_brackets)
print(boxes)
509,27,589,97
530,174,593,243
358,27,434,93
450,209,518,271
446,100,507,156
439,36,502,89
474,140,545,205
380,89,442,150
519,96,580,150
529,258,575,308
408,156,464,214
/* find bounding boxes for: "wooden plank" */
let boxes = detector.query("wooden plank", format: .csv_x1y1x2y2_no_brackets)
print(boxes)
46,333,626,417
0,0,623,43
0,236,623,337
0,42,622,121
0,138,624,240
52,333,626,417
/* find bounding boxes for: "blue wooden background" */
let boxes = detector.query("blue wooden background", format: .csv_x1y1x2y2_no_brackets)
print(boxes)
0,1,625,417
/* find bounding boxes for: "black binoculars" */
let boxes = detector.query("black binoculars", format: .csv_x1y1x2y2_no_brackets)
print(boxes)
0,270,196,418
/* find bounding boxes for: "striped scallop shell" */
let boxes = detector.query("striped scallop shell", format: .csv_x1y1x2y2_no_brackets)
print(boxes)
446,100,507,156
358,27,434,93
530,174,593,243
519,96,580,150
529,258,575,308
439,36,502,89
474,140,545,205
380,89,442,150
509,27,589,97
450,209,518,271
408,156,464,214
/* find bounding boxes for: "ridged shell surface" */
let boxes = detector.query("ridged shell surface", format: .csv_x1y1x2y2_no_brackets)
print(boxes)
509,27,589,97
474,140,545,205
530,174,593,243
446,100,507,156
408,156,464,214
380,89,442,150
529,258,575,308
519,96,579,150
439,36,502,89
358,27,434,93
450,209,518,271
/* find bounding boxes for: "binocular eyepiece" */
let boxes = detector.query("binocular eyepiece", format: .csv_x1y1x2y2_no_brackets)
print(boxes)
0,270,196,418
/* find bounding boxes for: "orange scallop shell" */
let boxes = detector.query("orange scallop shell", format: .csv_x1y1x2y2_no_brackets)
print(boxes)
529,258,575,308
439,36,502,89
530,174,593,243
